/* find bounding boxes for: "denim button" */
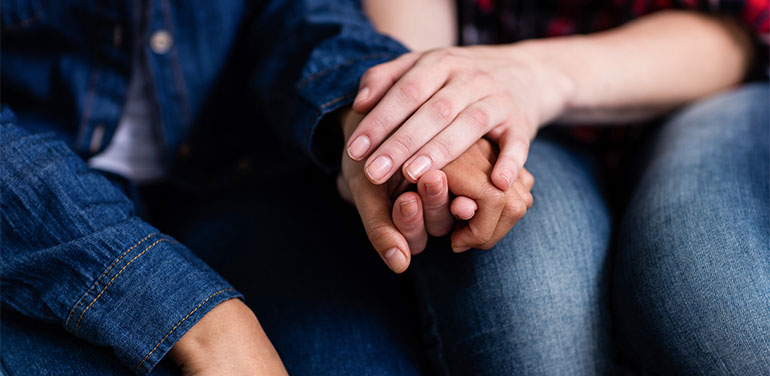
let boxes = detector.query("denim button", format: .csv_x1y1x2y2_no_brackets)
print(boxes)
113,24,122,47
150,30,172,54
90,124,105,153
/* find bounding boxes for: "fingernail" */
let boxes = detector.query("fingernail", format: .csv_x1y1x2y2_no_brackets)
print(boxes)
399,199,418,217
384,247,407,272
366,155,392,182
355,87,370,104
499,172,512,189
406,156,431,180
453,246,471,253
347,135,370,160
425,182,442,197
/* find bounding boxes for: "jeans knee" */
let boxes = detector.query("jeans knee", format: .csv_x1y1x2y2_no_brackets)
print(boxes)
615,197,770,374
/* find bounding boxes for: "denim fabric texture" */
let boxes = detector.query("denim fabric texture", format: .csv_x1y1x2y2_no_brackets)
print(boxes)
1,113,242,374
410,84,770,375
613,84,770,374
1,167,430,376
1,0,407,374
2,0,769,374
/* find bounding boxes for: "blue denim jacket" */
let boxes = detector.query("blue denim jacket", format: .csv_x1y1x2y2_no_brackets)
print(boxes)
1,0,407,373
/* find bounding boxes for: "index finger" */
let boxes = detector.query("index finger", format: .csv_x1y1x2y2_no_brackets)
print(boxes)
346,53,451,164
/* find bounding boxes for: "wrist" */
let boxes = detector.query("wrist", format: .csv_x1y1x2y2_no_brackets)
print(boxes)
508,40,579,126
169,299,287,375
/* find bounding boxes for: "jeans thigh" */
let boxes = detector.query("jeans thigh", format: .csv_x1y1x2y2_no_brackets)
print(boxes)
148,169,429,376
411,136,615,376
613,83,770,375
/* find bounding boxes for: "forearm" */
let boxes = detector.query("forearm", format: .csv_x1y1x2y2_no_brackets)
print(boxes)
363,0,456,50
517,10,754,123
169,299,287,375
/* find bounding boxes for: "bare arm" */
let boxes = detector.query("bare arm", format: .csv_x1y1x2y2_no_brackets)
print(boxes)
363,0,457,51
348,4,754,191
527,11,753,123
363,2,753,122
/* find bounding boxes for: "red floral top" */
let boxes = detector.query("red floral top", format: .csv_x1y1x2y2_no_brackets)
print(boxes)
457,0,769,75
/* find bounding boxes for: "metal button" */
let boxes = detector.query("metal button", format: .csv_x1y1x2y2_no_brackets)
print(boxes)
150,30,172,54
113,24,123,47
90,124,105,153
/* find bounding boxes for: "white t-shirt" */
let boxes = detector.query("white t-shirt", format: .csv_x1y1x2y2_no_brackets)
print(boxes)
89,51,165,182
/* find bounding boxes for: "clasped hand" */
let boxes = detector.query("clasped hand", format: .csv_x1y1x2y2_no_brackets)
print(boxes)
337,44,575,272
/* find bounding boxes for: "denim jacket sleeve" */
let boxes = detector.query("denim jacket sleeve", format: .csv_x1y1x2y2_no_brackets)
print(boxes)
0,106,242,374
249,0,409,172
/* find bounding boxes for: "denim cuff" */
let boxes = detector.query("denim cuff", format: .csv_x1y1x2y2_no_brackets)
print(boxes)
294,51,408,172
60,221,242,374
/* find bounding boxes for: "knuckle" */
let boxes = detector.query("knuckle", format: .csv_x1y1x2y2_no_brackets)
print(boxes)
429,97,456,123
388,135,415,158
366,221,395,246
522,171,535,186
423,197,448,211
427,48,454,63
368,113,391,135
398,80,423,103
427,138,453,163
470,70,493,84
505,198,527,217
362,65,384,83
466,105,491,132
482,186,506,206
499,90,515,104
477,242,495,250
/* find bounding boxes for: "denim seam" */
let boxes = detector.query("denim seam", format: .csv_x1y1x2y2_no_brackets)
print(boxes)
319,92,356,110
73,238,171,333
296,53,399,90
75,68,101,151
160,0,191,122
423,293,450,375
134,288,236,372
65,232,158,330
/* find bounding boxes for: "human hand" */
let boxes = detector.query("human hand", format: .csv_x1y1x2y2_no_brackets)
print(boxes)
345,45,573,190
392,138,534,253
338,108,414,273
168,299,287,376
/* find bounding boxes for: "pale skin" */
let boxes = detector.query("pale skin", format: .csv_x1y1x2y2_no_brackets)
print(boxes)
167,3,753,374
341,0,753,272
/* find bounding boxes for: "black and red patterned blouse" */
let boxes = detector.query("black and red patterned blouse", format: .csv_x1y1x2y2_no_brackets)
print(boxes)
455,0,769,170
457,0,769,74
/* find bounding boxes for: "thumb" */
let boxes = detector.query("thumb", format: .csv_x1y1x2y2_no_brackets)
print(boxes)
349,178,412,273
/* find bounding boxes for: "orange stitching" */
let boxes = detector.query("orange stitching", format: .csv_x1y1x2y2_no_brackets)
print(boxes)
134,288,235,371
320,92,355,109
73,238,169,333
65,233,157,329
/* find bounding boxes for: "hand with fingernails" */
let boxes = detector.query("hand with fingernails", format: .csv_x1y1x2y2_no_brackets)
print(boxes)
346,45,572,191
391,138,534,255
339,108,534,273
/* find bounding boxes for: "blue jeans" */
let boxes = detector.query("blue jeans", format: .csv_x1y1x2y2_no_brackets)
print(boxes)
410,83,769,375
2,169,428,374
2,84,767,375
612,83,770,374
